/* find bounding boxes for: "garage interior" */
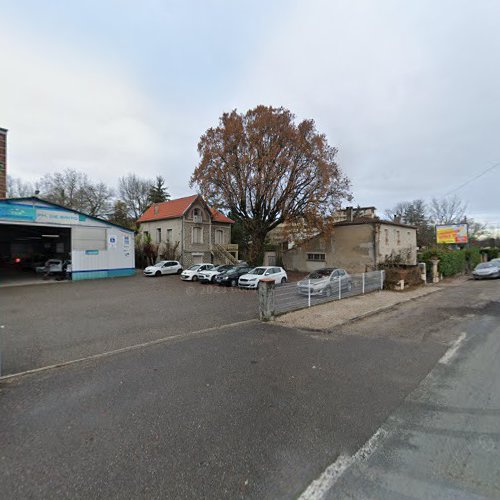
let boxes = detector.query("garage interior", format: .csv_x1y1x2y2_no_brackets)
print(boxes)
0,223,71,285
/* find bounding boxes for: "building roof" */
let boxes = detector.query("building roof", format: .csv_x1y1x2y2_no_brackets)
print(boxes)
334,217,417,229
0,197,134,232
137,194,234,224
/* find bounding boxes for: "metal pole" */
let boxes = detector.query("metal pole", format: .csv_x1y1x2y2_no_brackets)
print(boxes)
339,276,342,300
362,273,365,294
308,279,311,308
380,270,384,290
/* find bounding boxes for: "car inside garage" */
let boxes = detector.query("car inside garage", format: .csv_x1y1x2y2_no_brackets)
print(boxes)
0,223,72,284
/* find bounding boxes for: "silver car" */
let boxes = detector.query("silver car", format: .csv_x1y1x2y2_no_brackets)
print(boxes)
472,262,500,280
297,268,352,297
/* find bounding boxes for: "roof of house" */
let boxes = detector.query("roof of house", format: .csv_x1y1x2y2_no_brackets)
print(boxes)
137,194,234,224
334,217,417,229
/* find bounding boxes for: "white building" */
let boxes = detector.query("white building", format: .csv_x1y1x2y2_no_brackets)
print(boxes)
0,197,135,281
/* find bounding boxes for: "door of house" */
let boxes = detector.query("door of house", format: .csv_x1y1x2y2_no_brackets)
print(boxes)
215,229,224,245
192,254,203,264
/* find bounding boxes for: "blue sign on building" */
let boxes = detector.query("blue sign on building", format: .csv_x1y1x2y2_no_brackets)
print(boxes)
0,203,36,221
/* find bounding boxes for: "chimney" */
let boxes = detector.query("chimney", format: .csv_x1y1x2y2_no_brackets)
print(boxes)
0,127,7,198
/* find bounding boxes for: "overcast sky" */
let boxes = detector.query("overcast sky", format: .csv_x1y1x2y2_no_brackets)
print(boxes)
2,0,499,232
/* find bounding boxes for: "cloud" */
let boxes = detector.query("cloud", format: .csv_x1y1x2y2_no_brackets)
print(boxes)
0,25,166,188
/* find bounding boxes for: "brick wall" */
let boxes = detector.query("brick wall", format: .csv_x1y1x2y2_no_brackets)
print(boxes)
0,128,7,198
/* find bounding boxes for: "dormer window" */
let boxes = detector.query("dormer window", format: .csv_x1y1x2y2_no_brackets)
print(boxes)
193,208,202,223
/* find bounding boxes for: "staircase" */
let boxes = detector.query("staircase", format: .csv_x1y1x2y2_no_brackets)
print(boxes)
212,244,239,265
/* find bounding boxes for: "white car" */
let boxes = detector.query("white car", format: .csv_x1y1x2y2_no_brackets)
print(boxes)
238,266,287,289
144,260,183,277
297,268,352,297
196,264,234,283
180,263,215,281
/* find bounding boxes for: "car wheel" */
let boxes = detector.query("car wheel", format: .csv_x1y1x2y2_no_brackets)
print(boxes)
231,279,237,287
155,271,161,277
177,268,182,274
281,277,287,284
211,276,216,283
324,286,332,297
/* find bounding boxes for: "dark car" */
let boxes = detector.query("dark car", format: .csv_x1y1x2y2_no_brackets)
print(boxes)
215,266,253,287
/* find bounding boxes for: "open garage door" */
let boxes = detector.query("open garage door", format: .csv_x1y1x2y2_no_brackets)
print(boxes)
0,223,71,286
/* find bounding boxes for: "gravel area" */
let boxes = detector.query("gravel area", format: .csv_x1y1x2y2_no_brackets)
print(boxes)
275,285,442,330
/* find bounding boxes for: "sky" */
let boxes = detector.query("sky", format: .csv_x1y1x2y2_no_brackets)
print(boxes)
1,0,500,233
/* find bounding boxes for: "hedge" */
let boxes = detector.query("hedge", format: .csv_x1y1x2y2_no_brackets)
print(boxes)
420,247,481,277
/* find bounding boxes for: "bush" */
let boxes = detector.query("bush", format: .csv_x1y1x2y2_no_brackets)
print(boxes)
383,267,422,289
421,246,479,277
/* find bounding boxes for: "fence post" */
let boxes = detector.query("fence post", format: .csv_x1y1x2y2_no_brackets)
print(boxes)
258,279,275,321
380,270,384,290
338,276,342,299
308,279,311,308
362,273,365,294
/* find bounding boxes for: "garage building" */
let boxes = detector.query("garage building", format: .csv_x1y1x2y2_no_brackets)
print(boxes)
0,197,135,282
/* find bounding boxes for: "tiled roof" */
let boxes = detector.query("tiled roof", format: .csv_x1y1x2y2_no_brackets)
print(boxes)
137,194,234,224
334,217,416,229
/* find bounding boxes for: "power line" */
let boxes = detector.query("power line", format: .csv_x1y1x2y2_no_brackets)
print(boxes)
443,161,500,197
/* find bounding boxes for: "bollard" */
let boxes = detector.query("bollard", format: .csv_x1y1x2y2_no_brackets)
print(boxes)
258,278,276,321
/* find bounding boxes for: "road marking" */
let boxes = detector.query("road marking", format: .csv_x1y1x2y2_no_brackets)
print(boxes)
0,319,258,381
298,427,388,500
439,332,467,365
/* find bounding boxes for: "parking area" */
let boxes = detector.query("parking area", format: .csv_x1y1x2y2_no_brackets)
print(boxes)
0,272,259,375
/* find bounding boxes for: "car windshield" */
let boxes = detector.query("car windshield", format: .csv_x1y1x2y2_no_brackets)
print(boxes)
476,262,494,269
216,265,232,271
188,265,201,271
248,268,267,275
306,269,334,279
154,261,166,267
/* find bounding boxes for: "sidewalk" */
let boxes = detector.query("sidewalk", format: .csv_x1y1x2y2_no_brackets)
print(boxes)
276,285,442,331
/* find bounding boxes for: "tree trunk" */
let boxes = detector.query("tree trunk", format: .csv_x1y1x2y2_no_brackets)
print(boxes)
247,231,267,266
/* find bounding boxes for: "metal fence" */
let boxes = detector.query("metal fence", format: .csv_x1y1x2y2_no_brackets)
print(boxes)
273,270,385,315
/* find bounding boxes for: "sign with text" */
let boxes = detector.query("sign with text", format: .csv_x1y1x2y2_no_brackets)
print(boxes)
436,224,468,244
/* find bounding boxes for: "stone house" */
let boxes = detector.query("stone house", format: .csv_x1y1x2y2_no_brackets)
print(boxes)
137,194,238,267
281,214,417,273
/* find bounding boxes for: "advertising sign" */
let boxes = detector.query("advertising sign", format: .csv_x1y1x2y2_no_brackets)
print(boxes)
436,224,468,244
108,235,117,248
0,203,36,221
36,208,80,224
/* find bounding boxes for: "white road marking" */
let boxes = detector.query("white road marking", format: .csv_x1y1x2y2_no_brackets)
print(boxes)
0,319,258,381
299,427,388,500
439,332,467,365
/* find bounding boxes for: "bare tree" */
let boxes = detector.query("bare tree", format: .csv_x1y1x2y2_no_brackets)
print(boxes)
430,196,467,225
118,174,153,220
7,175,36,197
38,168,113,217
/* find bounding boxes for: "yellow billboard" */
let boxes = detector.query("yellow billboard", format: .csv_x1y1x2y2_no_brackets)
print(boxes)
436,224,468,244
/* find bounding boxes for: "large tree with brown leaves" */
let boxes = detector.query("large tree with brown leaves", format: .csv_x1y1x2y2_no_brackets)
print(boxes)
190,105,351,264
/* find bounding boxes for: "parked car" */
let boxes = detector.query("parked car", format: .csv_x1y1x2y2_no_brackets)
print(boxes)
197,264,234,283
472,261,500,280
297,268,352,297
180,263,215,281
144,260,182,277
36,259,64,274
215,265,253,287
238,266,288,289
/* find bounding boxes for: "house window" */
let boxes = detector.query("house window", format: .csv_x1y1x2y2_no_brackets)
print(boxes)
215,229,224,245
192,226,203,244
307,253,326,261
193,208,202,223
384,229,389,245
156,228,161,243
166,229,173,243
396,230,400,245
143,230,150,239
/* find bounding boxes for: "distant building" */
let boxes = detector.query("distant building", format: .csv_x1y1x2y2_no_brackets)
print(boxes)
137,194,238,266
0,127,7,198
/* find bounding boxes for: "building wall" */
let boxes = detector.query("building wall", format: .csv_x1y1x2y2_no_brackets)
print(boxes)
0,198,135,280
376,223,417,265
0,129,7,198
139,218,183,247
283,222,417,273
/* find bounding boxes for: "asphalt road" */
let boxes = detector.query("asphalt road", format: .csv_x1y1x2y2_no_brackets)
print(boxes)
327,292,500,499
2,279,499,498
0,273,258,374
